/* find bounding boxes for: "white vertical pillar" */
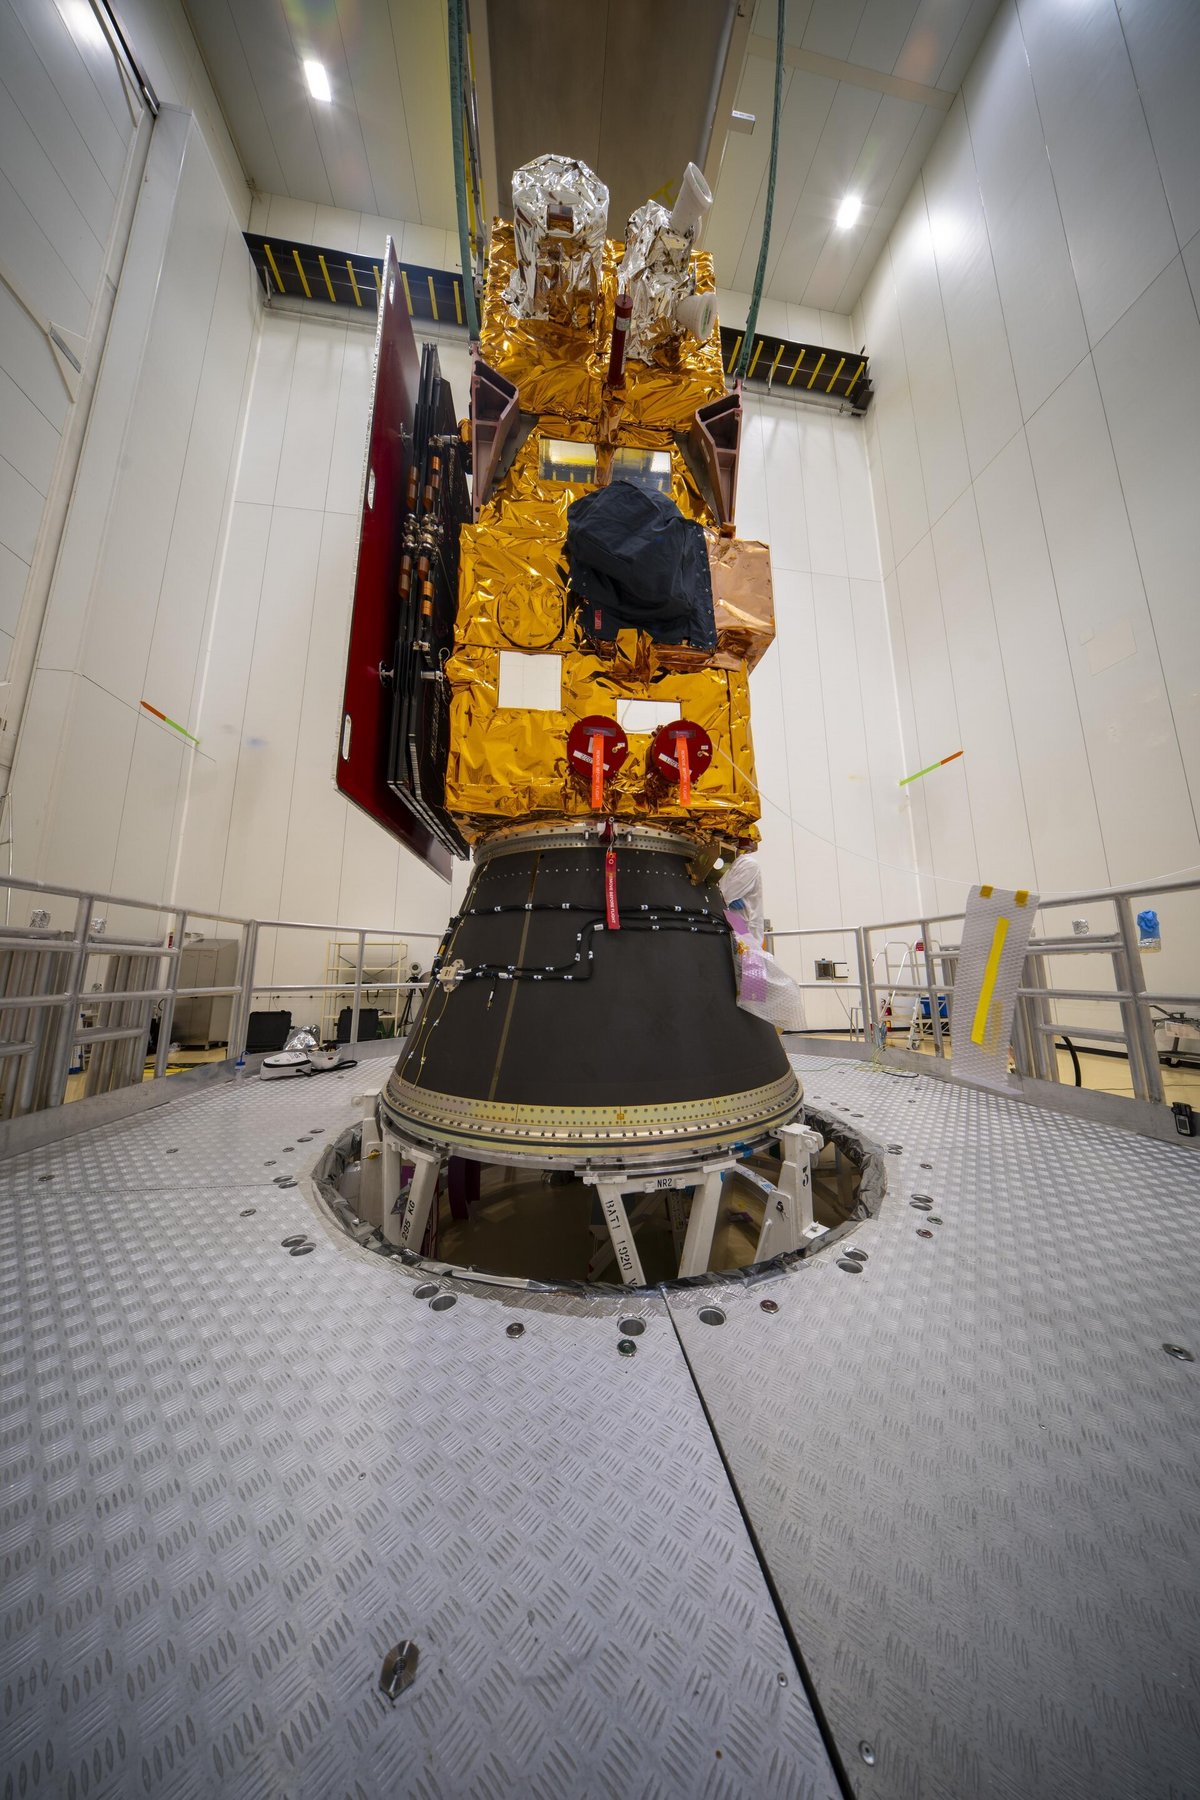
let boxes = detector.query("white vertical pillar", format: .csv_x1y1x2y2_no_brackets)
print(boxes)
594,1179,646,1286
677,1167,725,1277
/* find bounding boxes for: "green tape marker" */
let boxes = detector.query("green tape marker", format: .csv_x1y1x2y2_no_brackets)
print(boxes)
900,749,963,787
141,700,200,748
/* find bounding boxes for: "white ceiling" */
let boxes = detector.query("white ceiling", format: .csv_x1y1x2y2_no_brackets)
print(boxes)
184,0,1003,317
182,0,457,225
707,0,1003,312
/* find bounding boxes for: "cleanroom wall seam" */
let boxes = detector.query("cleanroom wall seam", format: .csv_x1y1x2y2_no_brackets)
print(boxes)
222,0,291,201
881,230,981,907
169,253,261,914
1087,292,1200,854
973,5,1110,887
918,157,1037,893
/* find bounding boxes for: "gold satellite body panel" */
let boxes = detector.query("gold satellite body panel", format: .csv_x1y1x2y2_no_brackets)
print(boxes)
443,221,775,844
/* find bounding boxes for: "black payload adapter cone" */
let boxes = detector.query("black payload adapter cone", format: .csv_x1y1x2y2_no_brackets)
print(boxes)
382,825,802,1168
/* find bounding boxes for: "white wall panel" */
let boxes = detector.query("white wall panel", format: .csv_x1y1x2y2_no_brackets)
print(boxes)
236,318,300,506
795,409,843,576
813,572,886,924
849,576,917,919
1118,0,1200,251
35,676,137,894
273,320,346,512
889,189,971,528
874,384,928,567
10,113,257,919
962,1,1088,419
35,108,190,677
105,0,250,222
1025,358,1198,884
1016,0,1177,346
1093,258,1200,803
325,329,373,515
930,488,1033,884
8,0,130,187
171,501,272,912
894,535,978,912
860,0,1200,974
729,388,917,977
922,97,1023,480
176,309,453,948
82,128,232,707
972,431,1109,895
0,0,143,690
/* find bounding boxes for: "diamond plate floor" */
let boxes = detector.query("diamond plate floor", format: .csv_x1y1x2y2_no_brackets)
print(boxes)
668,1058,1200,1800
0,1066,838,1800
3,1061,1198,1800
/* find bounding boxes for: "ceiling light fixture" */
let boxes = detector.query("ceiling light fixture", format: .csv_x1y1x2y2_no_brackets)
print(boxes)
836,194,862,230
303,58,331,102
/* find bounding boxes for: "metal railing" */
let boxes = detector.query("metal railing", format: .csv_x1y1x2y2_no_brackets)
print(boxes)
771,874,1200,1109
0,874,443,1121
1,868,1195,1128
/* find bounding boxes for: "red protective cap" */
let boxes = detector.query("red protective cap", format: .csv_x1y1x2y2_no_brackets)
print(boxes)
649,720,713,785
567,715,629,783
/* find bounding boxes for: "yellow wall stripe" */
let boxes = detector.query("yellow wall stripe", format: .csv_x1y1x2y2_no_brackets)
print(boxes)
768,344,784,382
726,334,743,375
970,916,1009,1046
291,248,312,299
845,359,865,395
346,260,362,306
372,264,382,296
317,253,336,302
427,273,439,321
747,338,764,377
453,279,463,324
786,348,805,385
806,350,826,389
262,243,284,293
401,268,413,314
825,354,846,393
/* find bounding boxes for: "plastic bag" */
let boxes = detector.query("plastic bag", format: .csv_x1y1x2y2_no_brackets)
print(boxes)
726,908,807,1031
720,855,765,942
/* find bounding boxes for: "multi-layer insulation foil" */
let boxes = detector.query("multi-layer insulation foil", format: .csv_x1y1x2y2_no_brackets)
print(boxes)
617,200,698,364
504,155,609,328
480,223,726,429
446,209,770,844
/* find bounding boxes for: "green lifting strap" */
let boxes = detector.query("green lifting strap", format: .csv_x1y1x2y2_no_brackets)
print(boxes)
736,0,786,379
448,0,481,340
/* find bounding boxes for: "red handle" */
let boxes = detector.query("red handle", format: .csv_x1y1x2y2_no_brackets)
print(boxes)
605,847,620,931
591,732,605,810
677,735,691,806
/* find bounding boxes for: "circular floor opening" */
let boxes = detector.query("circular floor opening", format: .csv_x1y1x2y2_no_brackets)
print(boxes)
322,1129,870,1288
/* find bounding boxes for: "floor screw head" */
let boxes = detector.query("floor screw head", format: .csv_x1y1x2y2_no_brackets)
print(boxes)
859,1740,876,1766
506,1321,525,1338
760,1298,780,1313
617,1338,637,1357
1163,1343,1194,1362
